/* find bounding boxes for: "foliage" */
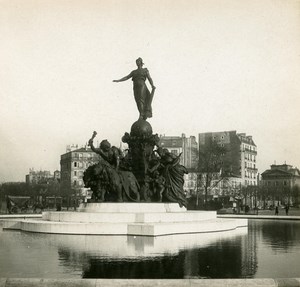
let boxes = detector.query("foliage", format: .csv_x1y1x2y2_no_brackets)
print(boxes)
292,185,300,207
0,180,60,198
187,195,223,210
0,182,30,197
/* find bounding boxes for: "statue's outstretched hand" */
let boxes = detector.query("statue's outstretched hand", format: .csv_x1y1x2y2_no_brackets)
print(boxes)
88,131,97,146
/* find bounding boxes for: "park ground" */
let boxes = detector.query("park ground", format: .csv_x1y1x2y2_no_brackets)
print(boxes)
217,206,300,216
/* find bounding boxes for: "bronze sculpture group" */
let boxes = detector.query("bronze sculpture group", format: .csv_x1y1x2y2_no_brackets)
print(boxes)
83,58,188,207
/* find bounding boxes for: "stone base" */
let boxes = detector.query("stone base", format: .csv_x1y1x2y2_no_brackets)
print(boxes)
78,202,186,213
0,278,293,287
2,203,247,236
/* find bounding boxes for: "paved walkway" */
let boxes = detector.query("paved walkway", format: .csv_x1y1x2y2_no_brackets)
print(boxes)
1,213,300,221
1,278,300,287
217,214,300,220
0,214,42,219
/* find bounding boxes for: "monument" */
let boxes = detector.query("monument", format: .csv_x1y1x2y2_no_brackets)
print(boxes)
83,57,188,207
3,58,247,236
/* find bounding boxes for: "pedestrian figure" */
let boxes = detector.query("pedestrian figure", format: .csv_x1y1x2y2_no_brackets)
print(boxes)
245,205,250,213
285,205,289,215
275,206,279,215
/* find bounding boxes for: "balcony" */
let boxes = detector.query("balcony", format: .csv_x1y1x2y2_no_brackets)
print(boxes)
246,167,258,171
244,148,257,154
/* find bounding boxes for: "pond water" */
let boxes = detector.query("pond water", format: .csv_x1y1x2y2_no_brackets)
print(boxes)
0,219,299,279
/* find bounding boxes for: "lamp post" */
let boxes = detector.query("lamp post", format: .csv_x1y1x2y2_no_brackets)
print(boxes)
73,182,78,211
256,173,259,215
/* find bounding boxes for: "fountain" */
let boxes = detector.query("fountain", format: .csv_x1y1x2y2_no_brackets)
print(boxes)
3,58,247,236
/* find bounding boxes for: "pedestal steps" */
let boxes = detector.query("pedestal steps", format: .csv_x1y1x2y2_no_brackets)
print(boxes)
2,203,248,236
3,217,247,236
43,210,216,223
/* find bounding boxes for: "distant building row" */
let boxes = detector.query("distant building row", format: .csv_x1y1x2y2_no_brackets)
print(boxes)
26,168,60,184
261,164,300,189
159,131,258,194
58,130,261,195
24,130,300,208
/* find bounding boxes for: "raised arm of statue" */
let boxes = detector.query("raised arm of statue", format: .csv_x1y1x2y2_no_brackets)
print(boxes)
88,131,99,153
88,132,106,159
113,72,132,83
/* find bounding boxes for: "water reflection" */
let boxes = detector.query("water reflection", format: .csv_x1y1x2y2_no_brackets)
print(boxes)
251,220,300,251
1,220,300,278
249,220,300,278
49,228,252,279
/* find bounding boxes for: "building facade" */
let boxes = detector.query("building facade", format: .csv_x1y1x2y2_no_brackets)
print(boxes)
261,163,300,205
159,134,198,169
198,131,258,188
60,146,100,196
26,169,59,184
159,134,198,193
261,164,300,187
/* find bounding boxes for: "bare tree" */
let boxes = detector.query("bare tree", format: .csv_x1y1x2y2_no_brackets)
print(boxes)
196,140,227,209
291,185,299,207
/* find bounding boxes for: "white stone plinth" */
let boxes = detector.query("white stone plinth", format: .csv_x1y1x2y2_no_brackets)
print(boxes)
127,219,248,236
78,202,186,213
2,203,247,236
43,210,216,223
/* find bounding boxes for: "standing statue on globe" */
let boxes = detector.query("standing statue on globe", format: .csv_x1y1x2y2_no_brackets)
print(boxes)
83,58,187,207
113,57,156,120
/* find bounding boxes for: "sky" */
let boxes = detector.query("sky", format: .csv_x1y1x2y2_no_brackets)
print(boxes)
0,0,299,182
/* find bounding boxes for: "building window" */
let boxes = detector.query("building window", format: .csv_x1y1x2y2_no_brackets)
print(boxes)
74,171,77,176
74,162,77,167
171,149,178,155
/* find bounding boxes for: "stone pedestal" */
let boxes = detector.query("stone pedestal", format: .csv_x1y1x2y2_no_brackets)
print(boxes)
3,203,247,236
77,202,186,213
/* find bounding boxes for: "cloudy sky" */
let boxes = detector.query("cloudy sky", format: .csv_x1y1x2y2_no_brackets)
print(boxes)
1,0,299,182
